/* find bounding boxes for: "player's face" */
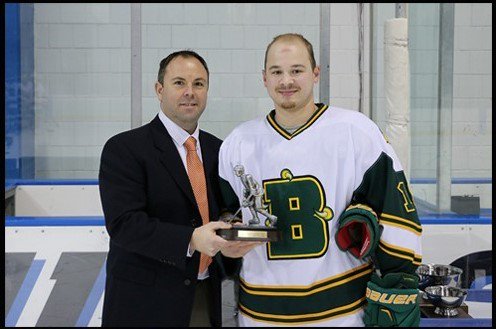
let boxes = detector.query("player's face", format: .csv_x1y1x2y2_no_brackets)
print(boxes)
155,56,208,133
263,40,319,111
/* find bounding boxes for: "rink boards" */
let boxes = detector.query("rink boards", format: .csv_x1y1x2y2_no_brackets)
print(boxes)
4,182,493,327
5,216,492,327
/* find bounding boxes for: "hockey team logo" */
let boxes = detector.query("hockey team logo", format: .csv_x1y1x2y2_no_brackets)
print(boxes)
263,169,334,260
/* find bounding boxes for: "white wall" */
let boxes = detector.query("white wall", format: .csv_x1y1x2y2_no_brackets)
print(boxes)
138,3,321,140
32,3,492,202
329,3,370,113
34,3,131,179
33,3,323,179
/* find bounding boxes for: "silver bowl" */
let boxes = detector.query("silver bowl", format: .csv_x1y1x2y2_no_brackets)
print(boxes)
423,285,468,317
416,264,463,291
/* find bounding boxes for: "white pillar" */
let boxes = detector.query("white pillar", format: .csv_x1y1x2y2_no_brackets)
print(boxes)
384,17,410,180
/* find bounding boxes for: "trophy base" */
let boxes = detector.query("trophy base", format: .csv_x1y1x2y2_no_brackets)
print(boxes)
419,296,470,318
217,226,280,242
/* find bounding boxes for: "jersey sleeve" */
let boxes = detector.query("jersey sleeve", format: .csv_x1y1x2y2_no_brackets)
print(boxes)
350,119,422,276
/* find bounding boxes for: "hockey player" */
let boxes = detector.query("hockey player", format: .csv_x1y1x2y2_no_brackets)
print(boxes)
218,33,422,326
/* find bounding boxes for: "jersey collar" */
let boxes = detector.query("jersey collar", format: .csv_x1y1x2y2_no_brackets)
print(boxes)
266,103,328,140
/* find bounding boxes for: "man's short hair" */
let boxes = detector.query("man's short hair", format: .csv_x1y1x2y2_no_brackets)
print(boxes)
157,50,209,84
264,33,316,71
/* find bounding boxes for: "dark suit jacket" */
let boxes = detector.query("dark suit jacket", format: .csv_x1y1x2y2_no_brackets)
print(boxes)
99,115,233,327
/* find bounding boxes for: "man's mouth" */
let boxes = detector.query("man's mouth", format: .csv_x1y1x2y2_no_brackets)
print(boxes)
278,89,298,97
179,103,197,107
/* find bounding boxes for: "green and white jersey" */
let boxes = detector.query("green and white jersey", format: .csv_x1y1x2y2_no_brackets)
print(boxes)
219,103,422,327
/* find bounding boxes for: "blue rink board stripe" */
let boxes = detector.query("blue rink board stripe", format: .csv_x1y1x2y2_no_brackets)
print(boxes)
5,177,491,187
5,216,492,227
5,216,105,226
5,179,99,186
466,289,492,303
5,259,45,327
420,217,492,225
76,260,106,327
411,178,492,184
420,318,492,327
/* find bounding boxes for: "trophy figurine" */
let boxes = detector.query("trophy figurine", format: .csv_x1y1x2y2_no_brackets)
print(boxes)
217,165,280,242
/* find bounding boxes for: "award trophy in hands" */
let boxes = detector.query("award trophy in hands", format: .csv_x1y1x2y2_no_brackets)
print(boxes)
217,165,279,242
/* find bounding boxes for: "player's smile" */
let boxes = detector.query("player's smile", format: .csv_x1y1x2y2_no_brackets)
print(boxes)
278,88,299,97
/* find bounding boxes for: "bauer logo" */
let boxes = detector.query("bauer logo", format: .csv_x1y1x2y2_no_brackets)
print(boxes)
366,287,417,305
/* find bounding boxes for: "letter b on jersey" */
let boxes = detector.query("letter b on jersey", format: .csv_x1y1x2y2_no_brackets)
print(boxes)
264,169,333,260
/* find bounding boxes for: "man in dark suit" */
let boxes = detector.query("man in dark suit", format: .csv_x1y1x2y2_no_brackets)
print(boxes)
99,50,258,327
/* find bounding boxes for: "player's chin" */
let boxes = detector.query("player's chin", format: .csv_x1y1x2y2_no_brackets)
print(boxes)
280,101,297,110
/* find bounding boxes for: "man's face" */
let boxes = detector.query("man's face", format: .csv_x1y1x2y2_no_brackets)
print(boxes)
155,56,208,133
263,40,319,111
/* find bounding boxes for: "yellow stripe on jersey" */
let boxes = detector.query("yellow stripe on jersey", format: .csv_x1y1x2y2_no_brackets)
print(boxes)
346,203,378,218
378,240,422,265
267,104,329,140
239,296,366,324
380,212,422,235
239,263,372,296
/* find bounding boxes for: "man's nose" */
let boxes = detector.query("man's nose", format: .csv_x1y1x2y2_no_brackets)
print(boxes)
280,72,294,86
183,84,194,97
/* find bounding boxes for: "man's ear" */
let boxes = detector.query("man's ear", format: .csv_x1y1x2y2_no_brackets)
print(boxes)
313,66,320,83
155,81,163,101
262,70,267,87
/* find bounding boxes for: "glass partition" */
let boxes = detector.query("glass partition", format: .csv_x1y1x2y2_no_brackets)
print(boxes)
408,3,441,209
6,3,132,179
371,3,441,209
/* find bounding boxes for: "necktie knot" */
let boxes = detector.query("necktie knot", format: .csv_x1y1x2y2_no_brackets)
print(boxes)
184,136,197,152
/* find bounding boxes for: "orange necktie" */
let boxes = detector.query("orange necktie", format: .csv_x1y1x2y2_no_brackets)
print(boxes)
184,136,212,274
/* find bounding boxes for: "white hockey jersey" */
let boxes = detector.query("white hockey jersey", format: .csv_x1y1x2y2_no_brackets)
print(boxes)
218,103,422,327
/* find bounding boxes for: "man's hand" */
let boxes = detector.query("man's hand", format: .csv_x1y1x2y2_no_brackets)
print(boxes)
190,221,232,257
220,240,263,258
218,222,263,257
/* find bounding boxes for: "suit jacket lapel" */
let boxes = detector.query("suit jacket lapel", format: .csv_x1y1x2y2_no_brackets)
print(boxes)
149,115,197,207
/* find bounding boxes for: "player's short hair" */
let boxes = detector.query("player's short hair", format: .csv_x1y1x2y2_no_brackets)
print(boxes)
264,33,317,71
157,50,209,84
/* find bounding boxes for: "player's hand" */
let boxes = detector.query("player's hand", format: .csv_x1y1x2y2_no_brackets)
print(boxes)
190,221,231,256
220,240,263,258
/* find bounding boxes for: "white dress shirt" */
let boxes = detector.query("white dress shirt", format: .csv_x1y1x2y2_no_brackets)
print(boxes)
158,110,209,279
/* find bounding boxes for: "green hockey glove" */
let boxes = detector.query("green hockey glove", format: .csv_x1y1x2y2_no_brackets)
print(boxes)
364,272,420,327
335,204,381,259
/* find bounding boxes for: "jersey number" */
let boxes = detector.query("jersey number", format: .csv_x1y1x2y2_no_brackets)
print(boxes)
263,169,333,260
397,181,416,212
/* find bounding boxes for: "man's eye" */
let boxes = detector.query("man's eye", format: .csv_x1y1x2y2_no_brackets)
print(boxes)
174,81,184,85
195,82,205,87
292,69,302,74
271,71,281,75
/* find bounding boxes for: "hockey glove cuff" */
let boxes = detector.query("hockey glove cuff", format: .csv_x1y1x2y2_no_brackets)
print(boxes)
335,204,381,259
364,272,420,327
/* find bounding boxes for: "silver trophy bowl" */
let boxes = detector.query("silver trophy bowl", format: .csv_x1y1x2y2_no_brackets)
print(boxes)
423,285,468,317
416,264,463,291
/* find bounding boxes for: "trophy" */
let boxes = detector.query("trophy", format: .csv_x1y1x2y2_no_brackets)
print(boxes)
416,264,469,317
217,165,280,242
417,264,463,292
423,285,468,317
